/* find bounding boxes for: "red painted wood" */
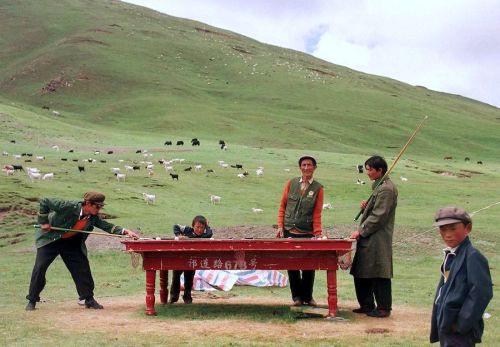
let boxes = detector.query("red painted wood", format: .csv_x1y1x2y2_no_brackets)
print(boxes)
123,238,354,317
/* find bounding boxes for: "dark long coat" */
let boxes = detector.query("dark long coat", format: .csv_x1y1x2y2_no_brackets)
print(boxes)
350,177,398,278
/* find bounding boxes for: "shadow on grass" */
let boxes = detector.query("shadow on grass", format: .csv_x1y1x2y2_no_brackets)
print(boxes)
151,303,355,323
153,303,298,322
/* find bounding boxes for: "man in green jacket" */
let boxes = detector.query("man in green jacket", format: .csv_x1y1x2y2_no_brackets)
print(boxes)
350,156,398,318
25,192,139,311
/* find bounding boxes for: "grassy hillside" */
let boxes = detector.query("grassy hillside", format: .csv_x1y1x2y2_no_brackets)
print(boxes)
1,0,499,159
0,1,498,346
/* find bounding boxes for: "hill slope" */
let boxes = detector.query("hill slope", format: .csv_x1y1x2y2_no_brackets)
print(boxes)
0,0,499,159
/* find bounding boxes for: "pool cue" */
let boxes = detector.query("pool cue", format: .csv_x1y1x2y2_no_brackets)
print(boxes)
354,115,428,221
33,224,126,238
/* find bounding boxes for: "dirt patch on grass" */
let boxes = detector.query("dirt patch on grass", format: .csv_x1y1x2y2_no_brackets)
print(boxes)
26,295,430,341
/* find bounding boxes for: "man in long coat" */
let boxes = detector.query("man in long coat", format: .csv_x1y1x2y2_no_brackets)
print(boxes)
350,155,398,318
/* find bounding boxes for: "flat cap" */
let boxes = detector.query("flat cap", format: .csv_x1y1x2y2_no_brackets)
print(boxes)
433,207,471,227
83,191,106,204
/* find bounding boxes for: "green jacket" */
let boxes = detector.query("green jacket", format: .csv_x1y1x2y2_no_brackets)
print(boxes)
350,177,398,278
35,197,124,250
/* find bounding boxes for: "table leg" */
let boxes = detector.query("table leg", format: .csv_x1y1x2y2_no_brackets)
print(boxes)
326,269,338,317
159,270,169,304
145,270,156,315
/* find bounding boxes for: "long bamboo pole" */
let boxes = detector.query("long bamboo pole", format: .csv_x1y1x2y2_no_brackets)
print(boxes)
354,116,428,221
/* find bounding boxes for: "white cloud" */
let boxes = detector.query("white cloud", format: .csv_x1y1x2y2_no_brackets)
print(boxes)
125,0,500,107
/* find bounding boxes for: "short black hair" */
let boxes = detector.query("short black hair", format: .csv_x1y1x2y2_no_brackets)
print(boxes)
192,215,208,227
365,155,388,174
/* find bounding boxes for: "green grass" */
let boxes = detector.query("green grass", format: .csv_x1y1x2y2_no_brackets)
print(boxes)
0,0,499,346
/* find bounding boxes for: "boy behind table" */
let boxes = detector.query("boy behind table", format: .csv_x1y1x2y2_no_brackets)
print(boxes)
169,215,213,304
430,207,493,346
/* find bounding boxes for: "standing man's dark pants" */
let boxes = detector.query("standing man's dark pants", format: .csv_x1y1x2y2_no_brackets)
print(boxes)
439,332,475,347
170,270,195,302
353,277,392,311
27,234,94,302
284,230,315,303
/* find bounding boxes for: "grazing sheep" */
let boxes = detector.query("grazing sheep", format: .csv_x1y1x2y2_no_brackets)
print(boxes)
35,156,45,160
464,157,470,162
184,166,192,172
61,158,68,161
78,166,85,172
28,171,42,181
252,208,264,213
94,150,100,155
164,141,172,146
221,163,229,168
443,156,453,160
136,150,142,154
132,165,141,171
12,165,24,172
256,168,264,176
322,203,333,210
207,169,214,173
164,165,174,171
2,151,8,156
146,164,154,170
194,164,202,171
42,173,54,180
169,173,179,180
142,192,156,205
356,165,364,174
356,178,365,185
51,145,59,151
210,194,221,204
107,151,114,154
477,161,483,165
237,173,246,178
400,176,408,182
231,164,243,169
115,173,126,181
124,165,134,171
27,167,40,173
176,140,184,146
68,149,74,153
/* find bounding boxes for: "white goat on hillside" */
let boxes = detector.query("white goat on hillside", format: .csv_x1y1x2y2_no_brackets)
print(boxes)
210,194,221,204
42,173,54,180
252,208,264,213
142,192,156,205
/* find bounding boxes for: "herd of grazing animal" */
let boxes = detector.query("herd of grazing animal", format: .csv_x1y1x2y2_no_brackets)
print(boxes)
5,139,488,213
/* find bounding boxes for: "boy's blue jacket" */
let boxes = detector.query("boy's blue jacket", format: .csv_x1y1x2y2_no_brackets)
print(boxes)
430,237,493,343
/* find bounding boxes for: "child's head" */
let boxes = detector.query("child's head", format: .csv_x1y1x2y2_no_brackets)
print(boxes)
192,215,208,236
433,207,472,248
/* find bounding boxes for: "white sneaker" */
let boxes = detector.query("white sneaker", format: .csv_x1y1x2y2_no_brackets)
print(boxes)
78,299,85,306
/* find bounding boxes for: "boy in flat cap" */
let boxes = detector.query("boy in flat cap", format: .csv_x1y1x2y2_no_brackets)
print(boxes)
276,155,324,307
430,207,493,346
25,192,139,311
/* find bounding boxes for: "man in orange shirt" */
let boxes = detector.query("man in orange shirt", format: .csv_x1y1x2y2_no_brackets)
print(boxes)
276,155,324,306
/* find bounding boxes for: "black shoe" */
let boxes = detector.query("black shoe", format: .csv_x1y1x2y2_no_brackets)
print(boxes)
25,301,36,311
85,298,104,309
292,297,303,306
169,295,179,304
352,306,375,314
183,296,192,304
366,308,391,318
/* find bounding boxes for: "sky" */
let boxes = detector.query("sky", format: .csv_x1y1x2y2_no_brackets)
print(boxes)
124,0,499,108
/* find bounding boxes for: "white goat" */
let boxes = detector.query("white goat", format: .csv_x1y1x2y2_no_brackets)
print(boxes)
252,208,264,213
256,168,264,176
322,203,333,210
237,173,246,178
115,173,126,181
210,194,221,204
142,192,156,204
42,173,54,180
28,171,42,181
124,165,134,171
51,145,59,151
194,164,202,172
400,176,408,182
35,156,45,160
